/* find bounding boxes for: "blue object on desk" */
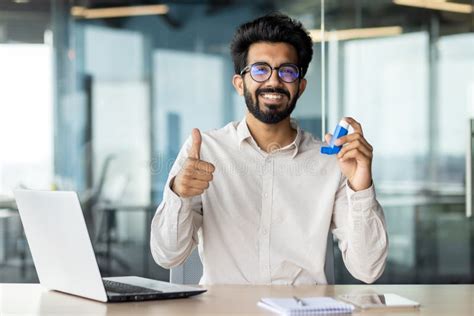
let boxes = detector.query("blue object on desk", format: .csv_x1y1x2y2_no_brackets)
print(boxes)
321,119,349,155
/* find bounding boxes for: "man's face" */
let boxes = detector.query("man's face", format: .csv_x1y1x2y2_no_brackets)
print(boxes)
233,42,307,124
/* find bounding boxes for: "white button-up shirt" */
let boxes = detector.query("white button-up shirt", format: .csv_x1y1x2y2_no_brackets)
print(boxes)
151,117,388,285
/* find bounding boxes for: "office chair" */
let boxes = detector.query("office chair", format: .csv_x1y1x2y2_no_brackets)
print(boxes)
170,232,335,284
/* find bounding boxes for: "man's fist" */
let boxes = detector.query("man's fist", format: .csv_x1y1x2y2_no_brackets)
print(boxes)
171,128,215,198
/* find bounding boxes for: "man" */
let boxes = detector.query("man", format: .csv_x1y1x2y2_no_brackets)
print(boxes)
151,13,388,285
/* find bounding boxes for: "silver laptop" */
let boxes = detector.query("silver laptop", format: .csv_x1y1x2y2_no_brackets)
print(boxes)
14,189,206,303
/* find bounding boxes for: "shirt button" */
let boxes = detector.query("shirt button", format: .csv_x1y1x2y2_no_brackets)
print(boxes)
262,228,268,235
263,193,268,198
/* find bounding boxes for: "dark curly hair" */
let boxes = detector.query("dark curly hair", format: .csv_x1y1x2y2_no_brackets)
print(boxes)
230,12,313,78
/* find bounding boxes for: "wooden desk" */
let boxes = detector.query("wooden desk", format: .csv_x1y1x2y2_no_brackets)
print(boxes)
0,283,472,315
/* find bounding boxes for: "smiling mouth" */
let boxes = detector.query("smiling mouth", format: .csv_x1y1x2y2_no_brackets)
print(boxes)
259,92,286,104
259,92,287,102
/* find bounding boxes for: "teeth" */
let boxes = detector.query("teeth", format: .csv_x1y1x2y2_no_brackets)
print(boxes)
261,93,283,100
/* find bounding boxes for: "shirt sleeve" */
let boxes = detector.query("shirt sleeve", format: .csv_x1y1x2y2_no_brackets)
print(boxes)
150,136,203,269
330,176,389,283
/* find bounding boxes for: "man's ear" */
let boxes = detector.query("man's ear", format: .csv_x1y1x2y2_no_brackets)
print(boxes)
298,78,307,97
232,74,244,96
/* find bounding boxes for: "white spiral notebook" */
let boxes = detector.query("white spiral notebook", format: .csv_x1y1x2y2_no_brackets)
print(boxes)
258,297,354,315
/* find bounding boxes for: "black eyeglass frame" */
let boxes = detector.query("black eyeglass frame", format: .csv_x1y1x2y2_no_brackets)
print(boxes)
239,62,303,83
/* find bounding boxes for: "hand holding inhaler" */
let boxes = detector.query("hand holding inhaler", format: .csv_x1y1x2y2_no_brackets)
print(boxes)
322,117,374,192
320,120,349,155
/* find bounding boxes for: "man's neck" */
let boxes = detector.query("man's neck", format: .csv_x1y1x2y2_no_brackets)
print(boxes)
245,112,297,153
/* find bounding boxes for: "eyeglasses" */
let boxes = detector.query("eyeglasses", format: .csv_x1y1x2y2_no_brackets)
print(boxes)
240,62,301,83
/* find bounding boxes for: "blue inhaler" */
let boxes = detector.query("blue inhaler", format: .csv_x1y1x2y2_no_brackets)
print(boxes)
320,120,350,155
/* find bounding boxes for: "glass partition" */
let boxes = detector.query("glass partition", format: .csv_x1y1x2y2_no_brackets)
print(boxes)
321,0,473,283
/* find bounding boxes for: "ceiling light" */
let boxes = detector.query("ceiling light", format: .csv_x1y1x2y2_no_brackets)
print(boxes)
309,26,403,43
71,4,169,19
393,0,473,14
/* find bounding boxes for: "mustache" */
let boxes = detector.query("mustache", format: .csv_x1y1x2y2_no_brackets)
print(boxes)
256,87,290,99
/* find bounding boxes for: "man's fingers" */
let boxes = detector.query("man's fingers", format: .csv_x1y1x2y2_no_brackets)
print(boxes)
324,133,332,144
174,170,212,195
196,160,216,173
183,169,213,181
178,179,209,194
335,133,372,150
178,175,210,188
173,154,215,198
338,148,371,163
337,139,372,159
186,158,215,173
343,117,364,136
188,128,202,160
187,179,210,190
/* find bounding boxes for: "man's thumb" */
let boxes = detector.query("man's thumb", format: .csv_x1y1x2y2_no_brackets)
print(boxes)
189,128,202,160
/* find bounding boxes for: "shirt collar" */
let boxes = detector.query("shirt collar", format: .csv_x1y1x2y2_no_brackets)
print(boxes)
290,119,303,158
236,117,303,159
237,117,252,145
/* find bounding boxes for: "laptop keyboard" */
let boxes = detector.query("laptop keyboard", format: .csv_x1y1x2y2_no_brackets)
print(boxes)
103,279,161,294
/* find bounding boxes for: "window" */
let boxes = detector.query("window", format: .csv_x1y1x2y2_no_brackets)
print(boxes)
0,44,53,193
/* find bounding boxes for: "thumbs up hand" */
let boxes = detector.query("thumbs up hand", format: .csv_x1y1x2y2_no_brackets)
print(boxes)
171,128,216,198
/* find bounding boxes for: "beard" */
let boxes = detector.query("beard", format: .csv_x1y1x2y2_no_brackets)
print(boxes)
243,82,299,124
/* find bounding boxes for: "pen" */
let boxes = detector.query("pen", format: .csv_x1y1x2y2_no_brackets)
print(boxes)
293,296,307,306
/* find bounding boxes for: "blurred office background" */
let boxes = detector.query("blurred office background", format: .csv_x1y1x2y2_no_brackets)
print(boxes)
0,0,473,284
